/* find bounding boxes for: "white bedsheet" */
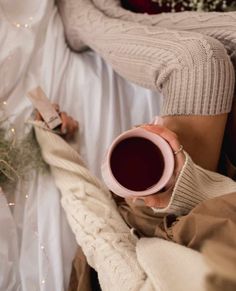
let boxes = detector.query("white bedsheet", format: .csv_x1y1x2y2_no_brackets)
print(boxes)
0,0,162,290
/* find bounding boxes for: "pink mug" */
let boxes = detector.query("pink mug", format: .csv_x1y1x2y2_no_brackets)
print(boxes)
101,127,175,198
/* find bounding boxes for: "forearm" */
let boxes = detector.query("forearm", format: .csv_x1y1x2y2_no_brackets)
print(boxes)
162,114,228,171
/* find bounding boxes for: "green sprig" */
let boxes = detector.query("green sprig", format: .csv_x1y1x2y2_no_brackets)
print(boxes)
0,115,47,192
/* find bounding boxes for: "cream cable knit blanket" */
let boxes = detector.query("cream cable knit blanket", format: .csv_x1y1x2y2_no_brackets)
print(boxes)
34,122,236,290
33,123,152,291
57,0,235,116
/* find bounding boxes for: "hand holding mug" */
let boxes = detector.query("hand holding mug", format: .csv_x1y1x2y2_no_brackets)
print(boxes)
102,119,185,209
136,123,185,208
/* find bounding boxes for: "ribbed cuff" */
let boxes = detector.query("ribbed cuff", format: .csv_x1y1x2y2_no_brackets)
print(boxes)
161,57,235,116
153,152,236,215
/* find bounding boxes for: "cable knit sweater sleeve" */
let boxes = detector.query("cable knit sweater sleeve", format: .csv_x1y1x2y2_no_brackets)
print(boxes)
152,151,236,215
57,0,235,116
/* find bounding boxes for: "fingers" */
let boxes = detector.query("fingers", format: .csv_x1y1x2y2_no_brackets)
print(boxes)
133,116,163,128
34,103,78,140
140,123,185,171
132,187,173,208
66,116,79,140
130,122,186,210
60,111,78,140
60,112,68,135
52,103,60,112
34,110,43,121
143,192,170,208
140,124,178,148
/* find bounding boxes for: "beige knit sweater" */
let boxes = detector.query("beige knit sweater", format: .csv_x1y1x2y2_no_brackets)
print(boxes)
34,122,236,290
57,0,235,116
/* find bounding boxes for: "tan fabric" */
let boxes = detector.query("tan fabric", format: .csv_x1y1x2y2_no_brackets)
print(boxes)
68,247,92,291
57,0,235,116
203,242,236,291
117,199,168,238
171,192,236,249
117,193,236,291
206,275,236,291
171,193,236,290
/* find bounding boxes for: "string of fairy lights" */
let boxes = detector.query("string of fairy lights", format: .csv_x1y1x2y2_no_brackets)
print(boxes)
13,16,34,29
0,5,51,285
0,101,50,286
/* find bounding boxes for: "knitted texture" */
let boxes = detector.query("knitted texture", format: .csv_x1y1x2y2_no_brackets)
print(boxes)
153,151,236,215
33,122,154,291
91,1,236,64
33,122,236,290
57,0,235,115
137,237,210,291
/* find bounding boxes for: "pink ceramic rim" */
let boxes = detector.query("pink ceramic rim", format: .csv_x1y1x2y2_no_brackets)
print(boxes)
101,127,175,198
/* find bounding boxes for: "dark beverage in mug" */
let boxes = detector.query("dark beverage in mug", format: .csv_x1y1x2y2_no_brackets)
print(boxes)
101,127,174,198
110,137,165,191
